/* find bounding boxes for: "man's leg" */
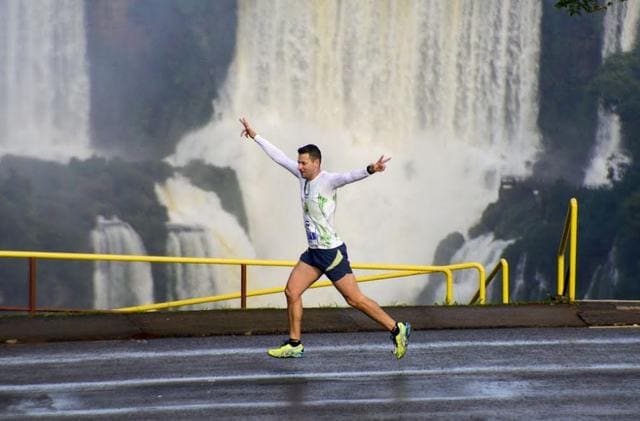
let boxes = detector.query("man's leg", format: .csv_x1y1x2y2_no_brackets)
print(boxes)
333,273,412,359
285,260,322,341
267,260,320,358
333,273,396,330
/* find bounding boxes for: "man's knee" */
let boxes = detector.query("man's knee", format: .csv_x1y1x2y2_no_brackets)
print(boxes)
345,292,367,309
285,286,302,302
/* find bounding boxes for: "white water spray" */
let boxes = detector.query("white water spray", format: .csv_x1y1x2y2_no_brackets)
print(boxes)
584,1,639,187
171,0,542,306
0,0,91,161
90,216,154,309
430,233,514,304
156,175,256,308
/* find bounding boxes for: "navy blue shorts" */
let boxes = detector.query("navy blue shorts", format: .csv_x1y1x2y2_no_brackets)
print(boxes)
299,243,352,282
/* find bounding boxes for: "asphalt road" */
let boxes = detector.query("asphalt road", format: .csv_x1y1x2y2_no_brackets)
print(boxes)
2,327,640,420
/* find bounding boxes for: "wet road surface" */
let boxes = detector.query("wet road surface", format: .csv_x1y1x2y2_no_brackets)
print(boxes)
1,327,640,419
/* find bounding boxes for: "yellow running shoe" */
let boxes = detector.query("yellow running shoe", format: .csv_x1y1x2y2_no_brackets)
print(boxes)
267,341,304,358
392,322,411,359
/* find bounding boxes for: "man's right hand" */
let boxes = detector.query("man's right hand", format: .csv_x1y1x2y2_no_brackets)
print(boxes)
239,117,257,139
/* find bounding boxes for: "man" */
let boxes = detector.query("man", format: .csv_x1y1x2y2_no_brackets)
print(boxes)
239,117,411,359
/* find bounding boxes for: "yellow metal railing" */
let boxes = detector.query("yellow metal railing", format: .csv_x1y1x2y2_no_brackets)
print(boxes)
557,197,578,302
469,258,509,305
0,250,471,312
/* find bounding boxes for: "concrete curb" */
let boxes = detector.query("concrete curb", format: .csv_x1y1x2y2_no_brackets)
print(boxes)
1,302,639,344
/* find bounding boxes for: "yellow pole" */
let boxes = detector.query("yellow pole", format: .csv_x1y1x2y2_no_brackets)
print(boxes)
557,254,565,296
501,258,509,304
445,269,453,305
0,250,298,267
115,270,434,312
479,265,486,304
444,262,485,304
569,198,578,302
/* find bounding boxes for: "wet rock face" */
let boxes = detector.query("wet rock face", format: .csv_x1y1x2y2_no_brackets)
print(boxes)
86,0,237,160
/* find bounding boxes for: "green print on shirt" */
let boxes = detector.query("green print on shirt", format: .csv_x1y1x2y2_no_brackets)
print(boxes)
317,194,329,213
316,194,331,246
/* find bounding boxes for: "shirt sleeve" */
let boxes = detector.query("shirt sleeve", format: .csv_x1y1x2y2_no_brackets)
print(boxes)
327,167,370,189
254,135,299,177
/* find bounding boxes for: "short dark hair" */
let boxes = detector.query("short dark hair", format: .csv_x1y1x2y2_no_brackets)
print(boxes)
297,144,322,162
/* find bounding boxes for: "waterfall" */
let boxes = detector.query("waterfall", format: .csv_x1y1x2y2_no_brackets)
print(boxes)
166,224,218,302
156,175,256,308
0,0,91,161
170,0,542,306
584,246,619,299
428,233,514,304
584,1,640,187
90,216,154,309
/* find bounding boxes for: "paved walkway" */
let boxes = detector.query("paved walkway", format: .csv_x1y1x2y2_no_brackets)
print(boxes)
1,301,639,344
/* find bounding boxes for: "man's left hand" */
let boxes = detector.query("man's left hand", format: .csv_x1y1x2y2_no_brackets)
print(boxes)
370,155,391,173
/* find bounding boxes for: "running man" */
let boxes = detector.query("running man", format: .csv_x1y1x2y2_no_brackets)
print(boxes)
239,117,411,359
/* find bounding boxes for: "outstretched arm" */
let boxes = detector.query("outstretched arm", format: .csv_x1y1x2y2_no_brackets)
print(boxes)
239,117,299,177
331,155,392,188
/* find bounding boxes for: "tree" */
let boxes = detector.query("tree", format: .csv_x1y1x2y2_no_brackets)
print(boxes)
555,0,627,15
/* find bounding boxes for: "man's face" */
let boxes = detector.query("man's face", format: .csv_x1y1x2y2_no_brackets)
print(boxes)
297,153,320,180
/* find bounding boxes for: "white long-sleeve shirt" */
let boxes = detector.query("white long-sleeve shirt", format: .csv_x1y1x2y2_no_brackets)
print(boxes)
254,135,370,249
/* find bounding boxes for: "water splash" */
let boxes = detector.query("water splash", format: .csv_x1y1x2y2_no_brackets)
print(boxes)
156,175,256,308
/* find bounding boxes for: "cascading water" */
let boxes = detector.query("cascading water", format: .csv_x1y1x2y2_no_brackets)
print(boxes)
166,224,217,301
427,233,514,304
0,0,91,161
156,175,256,308
91,216,154,309
584,246,620,299
170,0,542,306
584,1,640,187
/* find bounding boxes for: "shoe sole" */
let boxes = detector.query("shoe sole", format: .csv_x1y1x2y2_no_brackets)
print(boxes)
267,350,304,358
267,353,304,358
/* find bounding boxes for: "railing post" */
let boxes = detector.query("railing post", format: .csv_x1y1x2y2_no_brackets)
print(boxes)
445,270,453,305
557,255,565,297
29,257,36,313
569,198,578,302
501,259,510,304
479,265,486,305
240,264,247,309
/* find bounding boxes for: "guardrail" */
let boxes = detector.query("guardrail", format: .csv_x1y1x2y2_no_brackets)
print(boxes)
1,250,492,312
557,197,578,302
469,258,509,305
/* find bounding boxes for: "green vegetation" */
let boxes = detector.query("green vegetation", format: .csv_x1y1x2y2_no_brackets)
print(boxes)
555,0,627,15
